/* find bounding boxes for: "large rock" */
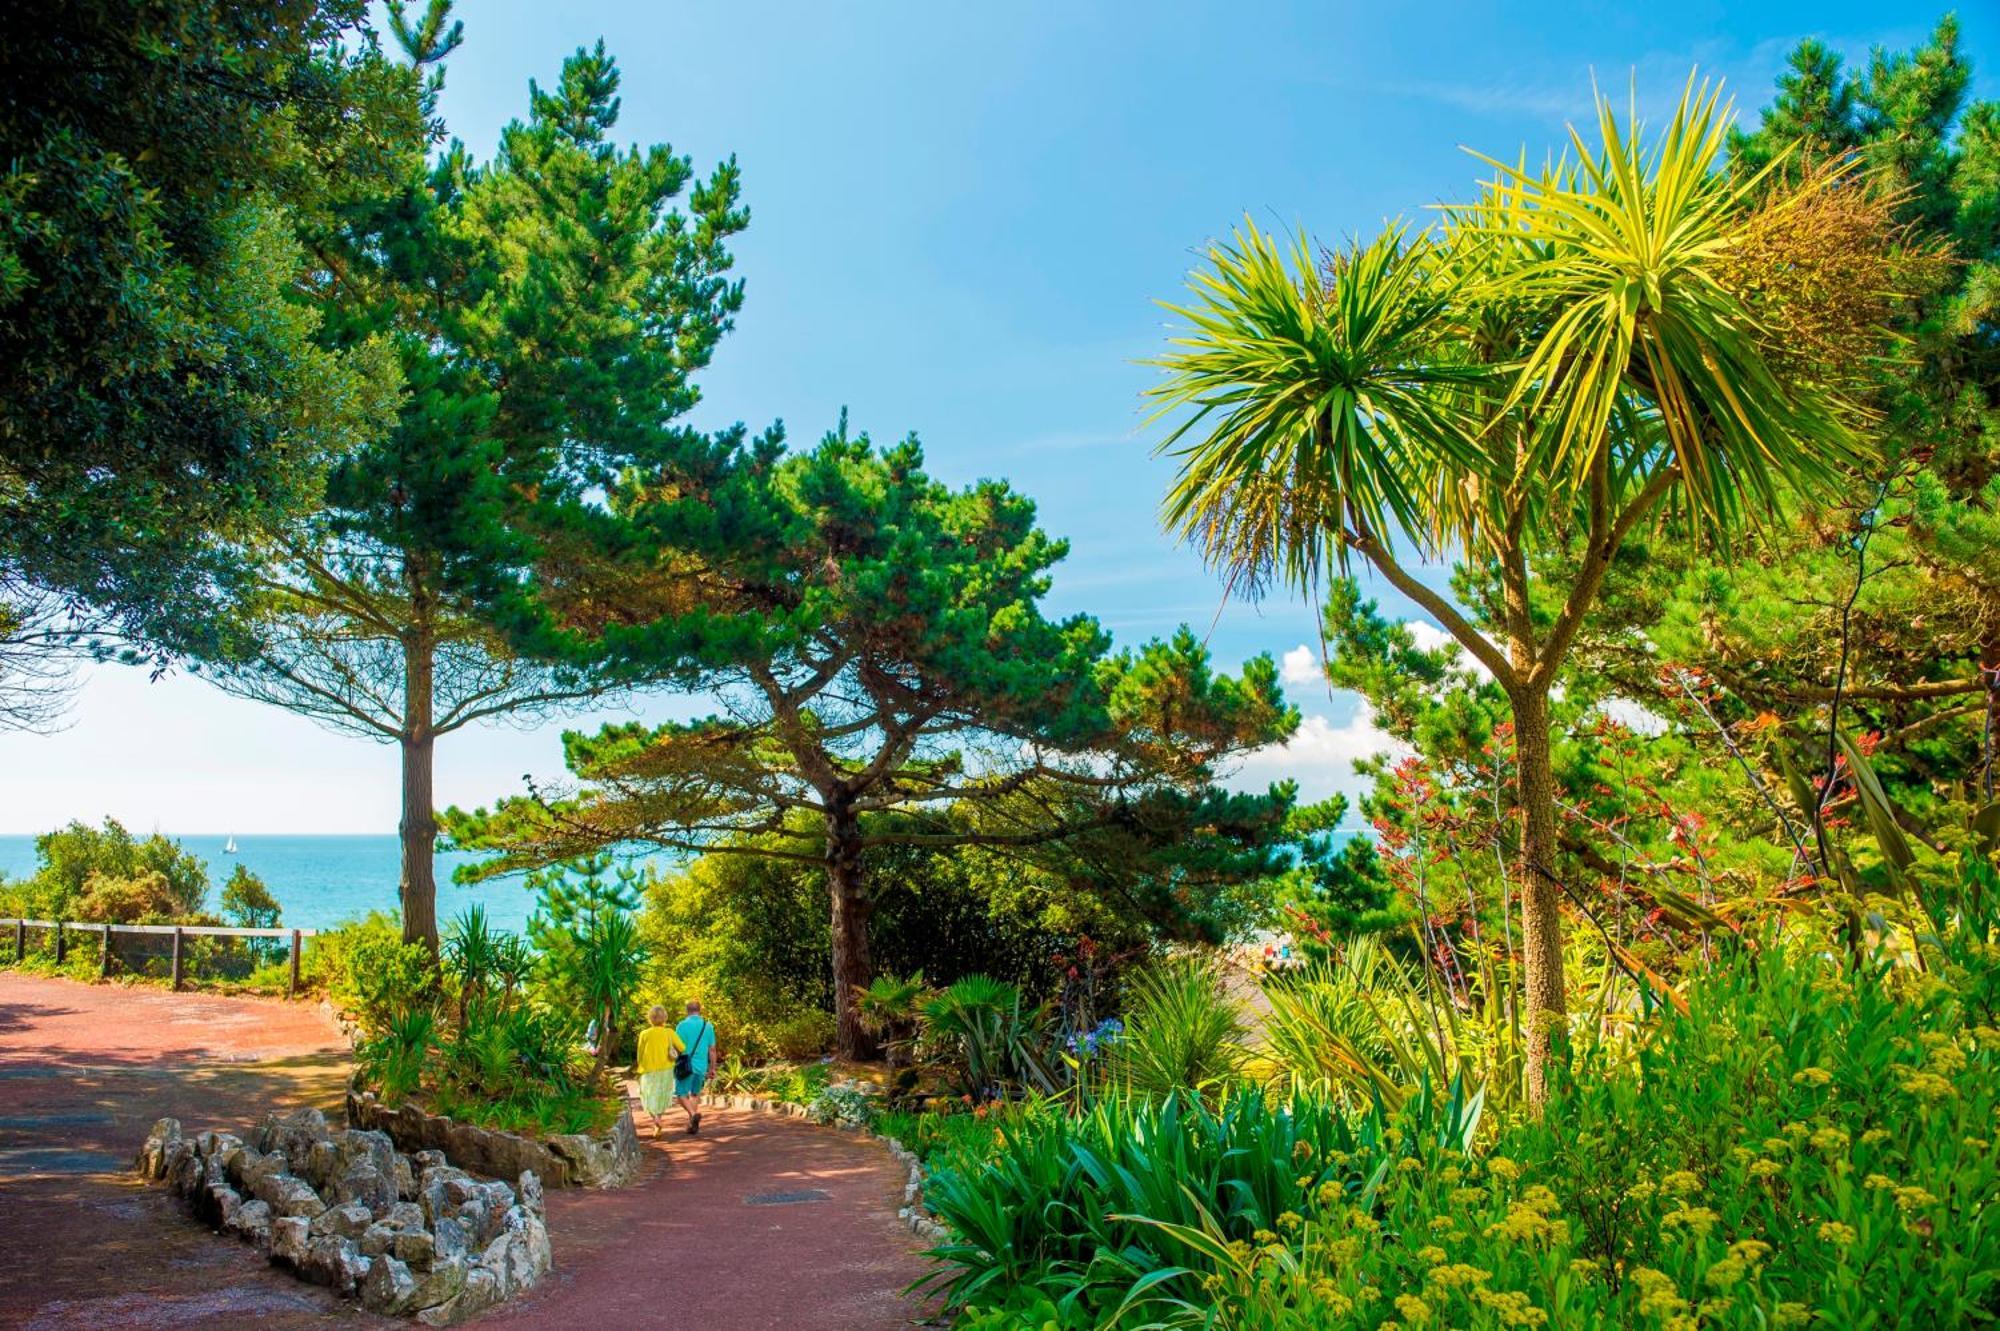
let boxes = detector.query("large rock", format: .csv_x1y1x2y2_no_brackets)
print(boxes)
408,1254,467,1315
417,1265,501,1326
237,1149,288,1196
270,1214,312,1267
226,1198,274,1250
545,1107,640,1188
431,1215,470,1264
361,1253,419,1316
332,1161,396,1215
392,1228,437,1271
381,1200,426,1232
303,1234,372,1296
308,1200,373,1241
202,1181,244,1227
255,1171,326,1220
135,1118,183,1180
258,1107,330,1172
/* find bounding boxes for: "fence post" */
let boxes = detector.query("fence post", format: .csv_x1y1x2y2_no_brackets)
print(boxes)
54,921,66,965
288,929,302,998
171,927,184,992
12,919,21,963
99,924,112,978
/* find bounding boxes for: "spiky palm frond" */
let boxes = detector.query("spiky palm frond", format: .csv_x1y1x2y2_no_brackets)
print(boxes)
1468,77,1872,533
1146,222,1493,595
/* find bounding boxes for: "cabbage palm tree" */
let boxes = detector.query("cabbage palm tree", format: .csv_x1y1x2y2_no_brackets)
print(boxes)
1149,81,1889,1105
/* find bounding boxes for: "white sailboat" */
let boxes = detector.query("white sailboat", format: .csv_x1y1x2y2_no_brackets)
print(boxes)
224,835,238,855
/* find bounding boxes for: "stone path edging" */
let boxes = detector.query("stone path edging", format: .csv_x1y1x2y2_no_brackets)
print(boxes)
698,1092,947,1244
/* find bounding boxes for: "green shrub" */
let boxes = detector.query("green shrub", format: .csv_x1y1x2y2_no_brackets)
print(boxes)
307,913,433,1036
806,1084,876,1127
919,1078,1478,1318
744,1060,833,1105
921,926,2000,1329
766,1007,836,1060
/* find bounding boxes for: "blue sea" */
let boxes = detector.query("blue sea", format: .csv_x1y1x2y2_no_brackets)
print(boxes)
0,835,668,935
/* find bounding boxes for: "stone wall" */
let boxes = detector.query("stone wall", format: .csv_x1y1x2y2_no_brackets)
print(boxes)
136,1108,551,1325
347,1086,641,1190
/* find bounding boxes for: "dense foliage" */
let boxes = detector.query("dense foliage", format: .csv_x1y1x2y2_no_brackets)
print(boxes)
448,426,1326,1056
0,0,415,672
921,920,1999,1329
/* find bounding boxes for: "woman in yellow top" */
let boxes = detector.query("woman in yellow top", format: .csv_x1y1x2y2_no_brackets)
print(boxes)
633,1006,684,1137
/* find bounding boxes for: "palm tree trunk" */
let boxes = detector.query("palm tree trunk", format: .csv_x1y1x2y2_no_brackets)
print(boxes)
825,806,878,1061
1510,686,1567,1108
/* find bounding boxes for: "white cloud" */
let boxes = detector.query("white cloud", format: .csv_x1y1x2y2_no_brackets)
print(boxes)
1226,705,1405,806
1404,620,1492,680
1280,644,1322,687
1598,697,1671,737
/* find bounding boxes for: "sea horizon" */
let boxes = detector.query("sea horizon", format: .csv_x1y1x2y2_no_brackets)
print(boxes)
0,833,660,935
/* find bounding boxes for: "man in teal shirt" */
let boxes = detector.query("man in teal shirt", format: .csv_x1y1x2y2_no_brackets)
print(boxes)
674,1000,719,1136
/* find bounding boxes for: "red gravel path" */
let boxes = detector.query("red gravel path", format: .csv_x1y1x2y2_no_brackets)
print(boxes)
0,974,937,1330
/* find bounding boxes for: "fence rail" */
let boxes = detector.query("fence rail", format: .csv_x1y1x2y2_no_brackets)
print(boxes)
1,918,318,995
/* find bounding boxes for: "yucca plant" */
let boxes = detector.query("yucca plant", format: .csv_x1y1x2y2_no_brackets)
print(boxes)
1108,957,1247,1102
444,903,503,1029
357,1003,438,1102
1149,79,1901,1105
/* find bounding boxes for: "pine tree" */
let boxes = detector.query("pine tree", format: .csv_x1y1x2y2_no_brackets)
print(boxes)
449,425,1314,1059
207,11,750,952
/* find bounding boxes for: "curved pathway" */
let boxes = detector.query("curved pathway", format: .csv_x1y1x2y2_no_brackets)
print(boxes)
0,973,935,1330
492,1105,935,1330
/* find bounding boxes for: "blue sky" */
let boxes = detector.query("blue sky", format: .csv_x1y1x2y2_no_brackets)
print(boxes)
1,0,1987,833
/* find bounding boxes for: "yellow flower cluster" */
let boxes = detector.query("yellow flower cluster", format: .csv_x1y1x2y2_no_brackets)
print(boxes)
1306,1281,1352,1317
1394,1292,1432,1325
1661,1205,1722,1238
1816,1221,1856,1246
1791,1066,1833,1087
1899,1069,1955,1103
1662,1170,1703,1195
1473,1287,1548,1326
1426,1262,1490,1291
1484,1186,1568,1246
1630,1266,1690,1323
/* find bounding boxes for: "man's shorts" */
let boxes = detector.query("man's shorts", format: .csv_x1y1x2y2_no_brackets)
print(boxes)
675,1067,707,1097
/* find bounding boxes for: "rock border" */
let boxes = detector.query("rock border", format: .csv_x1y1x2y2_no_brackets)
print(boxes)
347,1085,641,1190
699,1091,947,1244
136,1107,551,1324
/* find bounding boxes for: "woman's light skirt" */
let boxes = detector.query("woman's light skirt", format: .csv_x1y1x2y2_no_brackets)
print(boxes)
638,1069,675,1116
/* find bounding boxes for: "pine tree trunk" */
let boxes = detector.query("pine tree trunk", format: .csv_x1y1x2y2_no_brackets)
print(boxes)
825,808,878,1061
1510,687,1567,1109
400,635,439,956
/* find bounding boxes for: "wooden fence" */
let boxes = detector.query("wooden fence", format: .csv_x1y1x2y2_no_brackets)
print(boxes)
0,918,318,995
